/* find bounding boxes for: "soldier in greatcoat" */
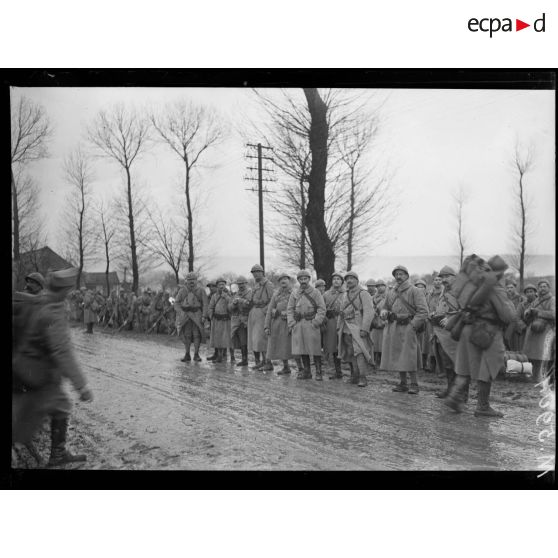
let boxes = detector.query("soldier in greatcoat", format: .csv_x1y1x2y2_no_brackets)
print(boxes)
504,277,525,351
208,278,232,363
371,279,387,369
414,279,430,371
264,272,293,374
83,288,97,334
315,279,326,296
380,265,428,394
206,281,219,361
229,276,252,366
515,284,538,351
174,272,208,362
366,279,377,298
12,268,94,466
444,255,516,417
424,275,443,373
323,271,345,379
522,279,555,383
337,271,375,386
287,269,326,380
247,264,275,371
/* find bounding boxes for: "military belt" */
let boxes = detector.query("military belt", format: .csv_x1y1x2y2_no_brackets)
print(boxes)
182,306,200,312
213,313,230,321
253,302,267,308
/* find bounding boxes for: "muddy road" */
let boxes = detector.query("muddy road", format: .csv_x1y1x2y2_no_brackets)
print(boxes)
17,326,555,470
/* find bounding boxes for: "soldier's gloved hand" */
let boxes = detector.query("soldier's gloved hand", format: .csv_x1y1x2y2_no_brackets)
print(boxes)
264,327,271,336
380,309,389,320
440,317,448,328
359,329,368,338
530,308,539,318
78,386,93,402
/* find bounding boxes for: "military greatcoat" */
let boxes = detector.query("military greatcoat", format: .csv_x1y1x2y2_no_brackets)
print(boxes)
208,291,232,349
174,284,208,343
322,287,345,355
380,279,428,372
287,285,326,356
247,279,275,352
264,287,293,360
229,286,252,348
522,293,556,361
371,292,387,352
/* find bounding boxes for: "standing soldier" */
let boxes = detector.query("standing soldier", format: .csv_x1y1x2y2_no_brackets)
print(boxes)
230,276,252,366
77,287,86,322
315,279,326,296
371,279,387,369
414,279,430,371
444,255,516,417
430,266,464,399
515,284,538,351
323,271,345,379
206,281,219,361
83,288,97,334
287,269,326,380
247,264,275,371
264,272,293,375
380,265,428,394
522,279,555,383
174,272,208,362
337,271,375,386
365,279,377,298
504,277,524,351
425,274,444,373
12,268,94,466
207,278,232,363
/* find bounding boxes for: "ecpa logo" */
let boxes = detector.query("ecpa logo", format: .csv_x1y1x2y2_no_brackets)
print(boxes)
468,12,546,37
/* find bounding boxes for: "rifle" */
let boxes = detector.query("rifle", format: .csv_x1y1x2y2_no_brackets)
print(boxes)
147,307,172,334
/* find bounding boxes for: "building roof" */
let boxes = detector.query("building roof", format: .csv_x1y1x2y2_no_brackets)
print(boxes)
19,246,73,272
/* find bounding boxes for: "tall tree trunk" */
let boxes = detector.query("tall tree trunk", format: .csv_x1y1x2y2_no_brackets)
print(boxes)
303,88,335,284
519,173,526,291
126,167,139,292
77,189,85,289
185,163,194,272
105,242,110,296
11,167,20,261
347,168,355,271
299,177,306,269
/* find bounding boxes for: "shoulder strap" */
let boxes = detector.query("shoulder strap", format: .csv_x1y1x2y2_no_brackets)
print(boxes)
327,291,343,310
301,290,318,312
342,289,361,311
395,290,416,316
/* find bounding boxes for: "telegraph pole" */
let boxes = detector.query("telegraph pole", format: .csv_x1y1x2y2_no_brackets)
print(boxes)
244,143,275,269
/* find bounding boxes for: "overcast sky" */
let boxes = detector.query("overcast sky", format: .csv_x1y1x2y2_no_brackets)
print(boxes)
12,86,555,279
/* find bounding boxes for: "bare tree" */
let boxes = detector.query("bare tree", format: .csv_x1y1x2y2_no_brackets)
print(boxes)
11,95,52,260
452,183,469,267
96,198,117,296
150,101,225,272
509,143,535,291
61,146,95,288
88,104,150,292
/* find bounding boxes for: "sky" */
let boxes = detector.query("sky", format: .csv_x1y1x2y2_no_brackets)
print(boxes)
11,86,555,280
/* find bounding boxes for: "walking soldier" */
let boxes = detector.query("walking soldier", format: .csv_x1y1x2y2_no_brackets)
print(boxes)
371,279,387,369
380,265,428,394
323,271,345,379
247,264,275,371
444,255,516,417
337,271,375,387
174,272,208,362
208,278,232,363
522,279,555,383
264,272,293,375
229,276,252,366
287,269,326,380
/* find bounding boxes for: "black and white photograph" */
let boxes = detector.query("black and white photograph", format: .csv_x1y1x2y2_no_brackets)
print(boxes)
8,72,556,479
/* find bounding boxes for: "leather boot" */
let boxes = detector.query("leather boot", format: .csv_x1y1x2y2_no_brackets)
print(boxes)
435,369,455,398
444,374,470,413
314,356,323,381
374,352,382,369
348,361,359,384
48,416,86,466
193,340,202,361
181,344,191,362
262,354,274,372
206,351,217,361
214,348,223,363
302,355,312,379
295,357,304,378
531,360,543,383
356,354,367,387
329,355,343,379
229,348,235,363
87,322,94,334
251,351,263,370
475,380,504,418
236,346,249,366
277,360,291,375
408,371,419,394
392,371,408,392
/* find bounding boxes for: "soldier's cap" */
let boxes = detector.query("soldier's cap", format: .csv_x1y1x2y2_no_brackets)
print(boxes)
537,279,550,288
392,265,409,277
375,279,386,286
365,278,376,287
236,275,248,284
315,279,326,287
25,272,46,288
487,255,508,273
438,265,456,277
215,277,227,285
251,264,264,273
297,269,311,279
48,267,79,289
277,272,291,281
505,277,517,287
206,280,217,287
344,270,359,281
414,279,427,288
523,283,537,293
185,272,197,280
331,271,344,281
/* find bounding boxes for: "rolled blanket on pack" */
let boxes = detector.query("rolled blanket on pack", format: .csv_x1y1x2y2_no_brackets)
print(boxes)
506,359,533,376
504,351,529,363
